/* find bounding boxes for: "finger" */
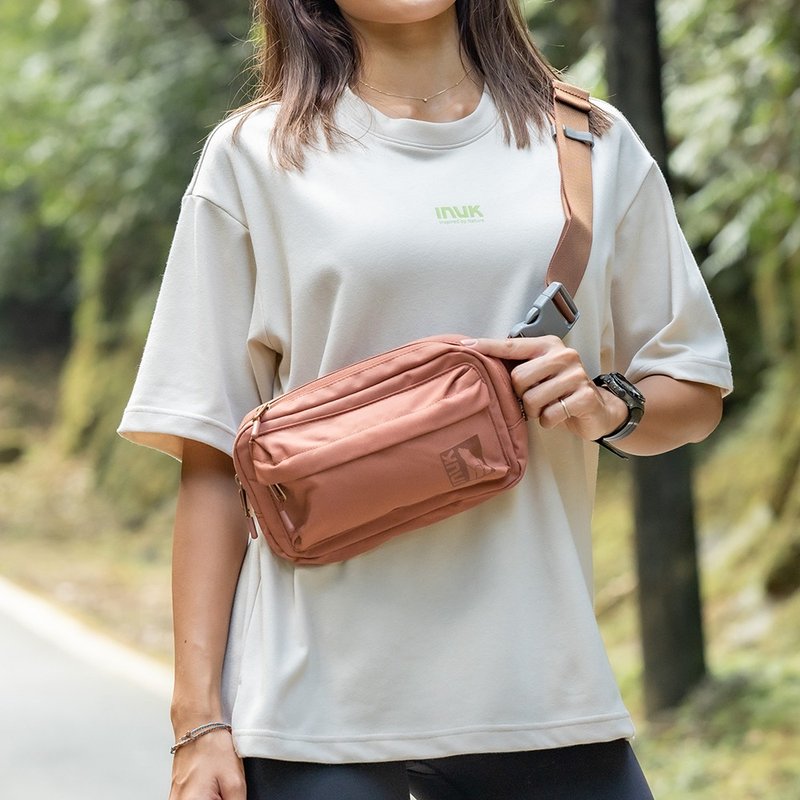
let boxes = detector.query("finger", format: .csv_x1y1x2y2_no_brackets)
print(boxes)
460,336,564,362
508,347,586,399
538,382,602,430
519,371,581,420
539,396,576,430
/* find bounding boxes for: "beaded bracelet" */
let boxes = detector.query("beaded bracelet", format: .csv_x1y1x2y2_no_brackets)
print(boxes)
170,722,232,755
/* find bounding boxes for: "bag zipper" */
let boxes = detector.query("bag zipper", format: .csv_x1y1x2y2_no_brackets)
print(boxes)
234,475,260,539
252,339,450,428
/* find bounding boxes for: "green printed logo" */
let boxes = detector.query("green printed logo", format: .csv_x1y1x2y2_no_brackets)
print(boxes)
435,204,484,224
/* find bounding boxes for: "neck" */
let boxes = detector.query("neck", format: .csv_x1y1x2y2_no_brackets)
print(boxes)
343,7,482,121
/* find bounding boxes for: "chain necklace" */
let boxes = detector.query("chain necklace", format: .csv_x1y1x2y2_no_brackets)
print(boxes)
357,70,472,103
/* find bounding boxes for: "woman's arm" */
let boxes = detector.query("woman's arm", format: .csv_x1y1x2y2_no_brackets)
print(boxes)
169,438,248,799
603,374,722,456
463,337,723,456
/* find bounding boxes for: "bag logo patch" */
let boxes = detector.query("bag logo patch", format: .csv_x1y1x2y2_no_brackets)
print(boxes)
440,435,495,487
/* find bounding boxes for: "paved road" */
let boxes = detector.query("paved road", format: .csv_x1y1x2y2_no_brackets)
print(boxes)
0,577,174,799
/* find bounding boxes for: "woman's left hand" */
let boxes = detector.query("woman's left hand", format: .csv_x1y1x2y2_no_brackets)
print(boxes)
462,336,628,443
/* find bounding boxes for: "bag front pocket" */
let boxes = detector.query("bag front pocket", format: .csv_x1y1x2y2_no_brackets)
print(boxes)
251,364,512,552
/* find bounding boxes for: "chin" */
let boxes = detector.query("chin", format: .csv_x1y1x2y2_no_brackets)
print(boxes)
336,0,457,25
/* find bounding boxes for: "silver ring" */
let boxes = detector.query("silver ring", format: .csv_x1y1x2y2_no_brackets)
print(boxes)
559,397,572,420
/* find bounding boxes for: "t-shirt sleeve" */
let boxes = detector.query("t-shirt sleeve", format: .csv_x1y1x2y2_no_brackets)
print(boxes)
117,193,276,460
609,161,733,396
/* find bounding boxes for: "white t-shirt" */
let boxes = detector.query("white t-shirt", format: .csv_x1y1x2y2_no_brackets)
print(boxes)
119,87,732,762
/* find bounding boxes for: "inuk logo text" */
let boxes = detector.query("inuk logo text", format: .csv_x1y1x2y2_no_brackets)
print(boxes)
435,205,484,224
440,435,496,487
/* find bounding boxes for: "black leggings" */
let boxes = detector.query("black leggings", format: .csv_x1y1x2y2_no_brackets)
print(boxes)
243,739,654,800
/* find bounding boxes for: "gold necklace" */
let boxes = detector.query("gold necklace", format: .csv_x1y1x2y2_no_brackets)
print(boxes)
357,70,472,103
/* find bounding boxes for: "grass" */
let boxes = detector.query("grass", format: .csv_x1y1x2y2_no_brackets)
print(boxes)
1,352,799,797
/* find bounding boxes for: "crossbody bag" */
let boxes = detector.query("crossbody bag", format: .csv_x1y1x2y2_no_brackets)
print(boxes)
232,81,595,565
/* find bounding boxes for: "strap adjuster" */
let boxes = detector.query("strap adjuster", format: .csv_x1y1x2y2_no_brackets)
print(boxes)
508,282,580,339
551,124,595,148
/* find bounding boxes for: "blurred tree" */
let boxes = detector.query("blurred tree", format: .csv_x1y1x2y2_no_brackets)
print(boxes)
527,0,800,403
0,182,76,349
0,0,250,517
657,0,800,602
534,0,708,716
661,0,800,397
528,0,800,695
177,0,250,43
522,0,602,73
0,1,86,349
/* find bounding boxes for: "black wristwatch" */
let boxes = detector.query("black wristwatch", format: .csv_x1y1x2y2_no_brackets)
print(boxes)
592,373,646,458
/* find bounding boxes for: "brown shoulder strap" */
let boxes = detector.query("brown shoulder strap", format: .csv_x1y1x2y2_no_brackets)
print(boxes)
547,80,594,308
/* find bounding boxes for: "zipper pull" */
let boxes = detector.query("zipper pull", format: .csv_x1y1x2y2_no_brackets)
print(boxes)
269,483,287,502
268,483,296,535
235,475,260,539
249,396,282,442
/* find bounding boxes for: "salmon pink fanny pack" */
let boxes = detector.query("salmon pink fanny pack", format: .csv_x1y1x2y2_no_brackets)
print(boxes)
233,337,528,564
232,82,595,565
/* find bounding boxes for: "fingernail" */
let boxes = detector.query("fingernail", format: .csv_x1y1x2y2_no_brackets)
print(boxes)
460,339,477,346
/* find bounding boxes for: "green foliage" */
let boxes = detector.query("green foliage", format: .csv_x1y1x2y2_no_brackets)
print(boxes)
524,0,602,74
1,0,245,256
58,330,179,524
661,0,800,393
524,0,607,90
526,0,800,404
0,0,249,330
0,0,249,507
0,182,76,348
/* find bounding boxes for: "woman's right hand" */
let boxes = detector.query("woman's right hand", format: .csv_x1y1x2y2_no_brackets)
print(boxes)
168,729,246,799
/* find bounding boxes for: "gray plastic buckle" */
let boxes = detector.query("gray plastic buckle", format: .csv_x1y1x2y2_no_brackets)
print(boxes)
508,282,580,339
551,124,595,148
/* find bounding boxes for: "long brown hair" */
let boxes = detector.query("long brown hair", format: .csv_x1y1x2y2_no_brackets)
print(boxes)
235,0,610,169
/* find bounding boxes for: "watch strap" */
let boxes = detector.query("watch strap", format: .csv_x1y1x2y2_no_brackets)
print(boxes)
601,413,641,442
597,438,629,459
592,373,646,458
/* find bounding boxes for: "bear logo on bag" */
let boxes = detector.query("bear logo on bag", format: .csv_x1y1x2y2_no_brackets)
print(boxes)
440,435,495,487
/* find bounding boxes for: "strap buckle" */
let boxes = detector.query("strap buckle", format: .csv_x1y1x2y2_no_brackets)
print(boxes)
551,124,595,148
508,282,580,339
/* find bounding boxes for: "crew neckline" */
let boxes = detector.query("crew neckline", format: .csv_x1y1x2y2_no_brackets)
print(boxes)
339,86,498,149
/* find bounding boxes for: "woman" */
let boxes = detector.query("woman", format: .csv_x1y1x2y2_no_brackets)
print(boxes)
119,1,732,798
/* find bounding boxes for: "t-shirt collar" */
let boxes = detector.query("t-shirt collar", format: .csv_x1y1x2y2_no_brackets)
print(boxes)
337,85,497,149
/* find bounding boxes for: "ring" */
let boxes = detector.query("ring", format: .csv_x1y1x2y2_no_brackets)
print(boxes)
559,397,572,420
